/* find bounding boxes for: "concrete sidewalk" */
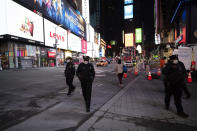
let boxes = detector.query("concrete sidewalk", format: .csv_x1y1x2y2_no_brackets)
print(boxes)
77,74,197,131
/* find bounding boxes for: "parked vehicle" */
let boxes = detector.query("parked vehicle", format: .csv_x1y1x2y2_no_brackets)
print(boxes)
96,60,108,67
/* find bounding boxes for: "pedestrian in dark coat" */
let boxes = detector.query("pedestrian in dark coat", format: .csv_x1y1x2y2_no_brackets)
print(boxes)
64,57,76,96
76,56,95,112
115,59,123,87
162,55,189,118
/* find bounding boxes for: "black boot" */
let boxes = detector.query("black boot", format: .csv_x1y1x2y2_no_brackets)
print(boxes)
177,112,189,118
86,108,90,112
67,91,72,96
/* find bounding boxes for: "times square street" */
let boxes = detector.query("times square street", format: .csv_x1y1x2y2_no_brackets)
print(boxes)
0,63,197,131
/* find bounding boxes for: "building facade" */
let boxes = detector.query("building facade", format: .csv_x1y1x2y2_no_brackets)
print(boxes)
0,0,87,69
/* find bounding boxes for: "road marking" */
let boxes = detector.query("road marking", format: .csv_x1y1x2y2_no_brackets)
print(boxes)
96,74,106,77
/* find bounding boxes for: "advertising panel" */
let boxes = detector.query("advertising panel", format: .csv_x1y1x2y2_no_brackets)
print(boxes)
94,32,100,45
68,33,81,52
44,19,67,49
5,0,44,42
0,0,7,36
125,33,134,47
124,5,133,19
135,28,142,43
178,47,192,70
110,40,116,45
81,39,87,54
124,0,133,4
13,0,86,38
82,0,90,24
89,25,95,44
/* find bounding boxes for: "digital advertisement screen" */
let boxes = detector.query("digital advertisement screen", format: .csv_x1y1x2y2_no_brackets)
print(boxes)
44,19,67,49
13,0,86,38
125,33,134,47
124,5,133,19
124,0,133,5
81,39,87,54
110,40,116,45
135,28,142,43
1,0,44,42
68,33,81,52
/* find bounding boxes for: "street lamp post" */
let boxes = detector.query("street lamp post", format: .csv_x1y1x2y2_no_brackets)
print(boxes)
54,24,62,68
120,47,122,59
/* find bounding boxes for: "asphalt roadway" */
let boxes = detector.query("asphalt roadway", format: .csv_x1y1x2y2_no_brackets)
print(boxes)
0,63,135,130
1,63,197,131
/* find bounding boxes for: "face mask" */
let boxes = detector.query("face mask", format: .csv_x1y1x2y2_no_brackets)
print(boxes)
84,61,88,64
67,60,70,63
173,60,178,64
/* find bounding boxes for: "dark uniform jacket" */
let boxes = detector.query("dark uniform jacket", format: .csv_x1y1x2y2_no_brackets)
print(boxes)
76,63,95,82
162,61,186,87
64,62,75,78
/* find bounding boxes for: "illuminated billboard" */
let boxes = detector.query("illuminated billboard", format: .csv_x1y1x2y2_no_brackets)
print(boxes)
110,40,116,45
125,33,134,47
13,0,86,38
0,0,44,42
124,0,133,4
68,33,81,52
135,28,142,43
124,5,133,19
44,19,67,49
81,39,87,54
82,0,90,24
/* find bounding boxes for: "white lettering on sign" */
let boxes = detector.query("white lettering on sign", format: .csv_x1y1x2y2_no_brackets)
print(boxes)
82,0,90,24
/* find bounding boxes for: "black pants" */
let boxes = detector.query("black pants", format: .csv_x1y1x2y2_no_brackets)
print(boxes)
117,73,123,84
80,80,93,110
66,78,75,93
165,85,184,113
183,83,191,97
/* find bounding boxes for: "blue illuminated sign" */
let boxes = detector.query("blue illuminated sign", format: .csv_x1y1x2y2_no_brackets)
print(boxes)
124,0,133,4
124,5,133,19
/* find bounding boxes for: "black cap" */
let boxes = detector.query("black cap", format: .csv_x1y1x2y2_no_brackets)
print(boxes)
66,57,72,60
83,56,89,61
169,55,178,60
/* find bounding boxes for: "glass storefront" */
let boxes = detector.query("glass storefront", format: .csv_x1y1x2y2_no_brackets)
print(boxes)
0,40,82,69
0,41,42,69
0,41,9,69
15,43,41,68
58,50,65,66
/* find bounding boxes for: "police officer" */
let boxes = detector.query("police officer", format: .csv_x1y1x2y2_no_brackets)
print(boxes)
162,55,189,118
64,57,76,96
76,56,95,112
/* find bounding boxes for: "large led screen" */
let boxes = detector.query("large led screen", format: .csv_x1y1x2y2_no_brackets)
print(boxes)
124,5,133,19
125,33,134,47
135,28,142,43
13,0,86,38
124,0,133,4
81,39,87,54
68,33,81,52
44,19,67,49
1,0,44,42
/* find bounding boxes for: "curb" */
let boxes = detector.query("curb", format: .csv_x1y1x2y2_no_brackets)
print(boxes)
76,76,140,131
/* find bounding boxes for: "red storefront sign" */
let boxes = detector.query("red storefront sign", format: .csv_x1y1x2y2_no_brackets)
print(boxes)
81,39,87,54
48,51,56,58
179,26,186,44
175,26,186,44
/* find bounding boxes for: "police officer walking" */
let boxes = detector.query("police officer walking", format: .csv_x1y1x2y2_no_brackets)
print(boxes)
162,55,189,118
76,56,95,112
64,57,76,96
